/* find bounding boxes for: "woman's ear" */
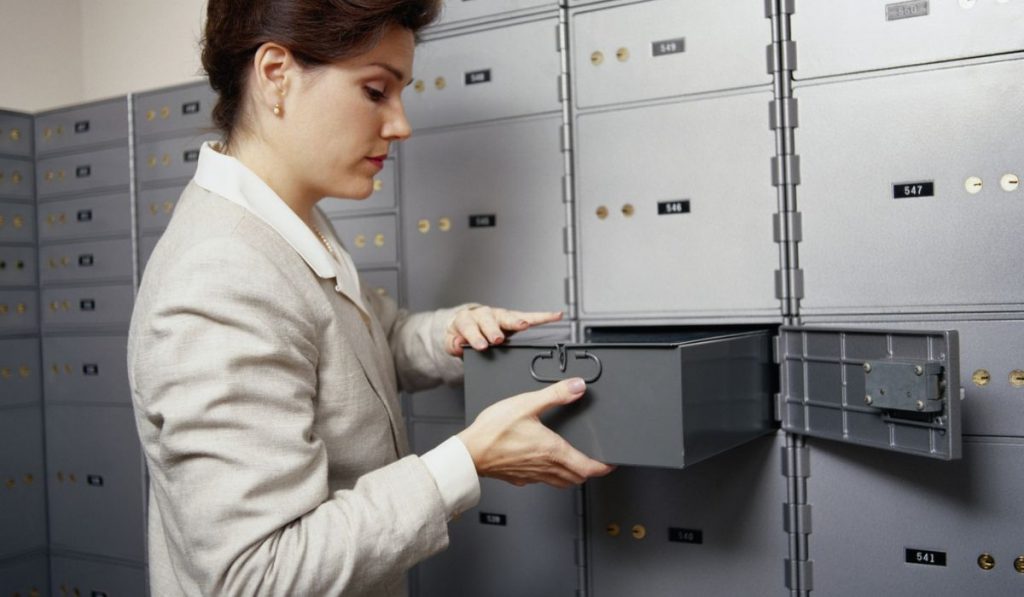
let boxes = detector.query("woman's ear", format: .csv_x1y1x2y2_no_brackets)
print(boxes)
252,42,293,115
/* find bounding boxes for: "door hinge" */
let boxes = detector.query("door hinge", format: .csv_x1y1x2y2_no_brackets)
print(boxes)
766,40,797,74
785,559,814,591
769,98,799,131
784,503,813,535
765,0,796,18
771,155,801,187
775,269,805,300
782,445,810,479
562,173,574,204
773,212,803,243
561,123,573,152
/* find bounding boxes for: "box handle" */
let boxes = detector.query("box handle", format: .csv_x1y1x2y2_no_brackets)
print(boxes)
530,346,603,383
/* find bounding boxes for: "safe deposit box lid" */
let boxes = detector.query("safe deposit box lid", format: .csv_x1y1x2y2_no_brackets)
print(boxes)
464,330,774,469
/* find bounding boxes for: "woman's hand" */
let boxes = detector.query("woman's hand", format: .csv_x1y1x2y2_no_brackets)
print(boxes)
444,305,562,357
457,378,615,488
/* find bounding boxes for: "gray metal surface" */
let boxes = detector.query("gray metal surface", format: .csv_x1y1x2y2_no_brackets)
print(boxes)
46,405,146,561
34,98,129,155
0,157,35,201
40,284,134,332
0,202,35,244
780,326,961,460
411,420,579,597
0,246,36,288
42,335,130,406
791,0,1024,80
318,160,396,215
36,145,130,200
38,238,133,286
572,0,772,109
0,407,47,558
806,436,1024,596
328,214,399,267
0,553,48,597
796,58,1024,316
434,0,555,28
0,338,41,407
0,112,34,158
464,331,775,468
134,81,217,138
135,132,218,185
0,290,38,334
587,432,788,597
405,18,560,130
50,555,147,597
401,116,566,312
576,91,779,319
137,184,185,234
359,268,400,304
802,317,1024,439
37,193,133,242
409,384,466,419
137,233,160,274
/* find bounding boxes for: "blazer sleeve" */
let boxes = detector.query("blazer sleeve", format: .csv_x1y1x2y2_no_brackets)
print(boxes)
128,237,449,596
363,283,471,393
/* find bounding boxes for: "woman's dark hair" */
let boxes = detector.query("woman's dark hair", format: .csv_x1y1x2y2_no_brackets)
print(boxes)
202,0,441,139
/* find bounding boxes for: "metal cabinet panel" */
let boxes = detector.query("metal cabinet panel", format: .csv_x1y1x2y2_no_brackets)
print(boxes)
359,268,400,304
0,408,47,557
138,233,160,275
137,185,184,234
0,112,34,158
38,194,132,242
402,117,566,312
51,556,147,597
797,59,1024,316
0,246,36,288
577,91,778,319
0,157,34,200
465,331,775,468
39,238,133,286
329,214,399,267
806,437,1024,596
573,0,771,109
588,433,787,597
0,202,35,244
36,146,130,199
405,18,560,129
35,99,129,155
0,338,41,407
436,0,555,26
42,336,129,406
0,290,38,334
792,0,1024,80
319,160,396,215
0,553,48,597
409,385,465,419
136,132,218,185
40,284,134,332
411,420,579,597
134,82,217,137
46,406,145,561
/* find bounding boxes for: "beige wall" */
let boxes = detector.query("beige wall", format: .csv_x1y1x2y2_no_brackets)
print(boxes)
0,0,207,112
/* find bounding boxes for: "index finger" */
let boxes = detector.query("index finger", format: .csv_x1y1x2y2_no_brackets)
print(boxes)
501,310,564,329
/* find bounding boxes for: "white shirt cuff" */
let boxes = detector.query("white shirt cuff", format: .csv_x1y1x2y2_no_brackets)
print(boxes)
421,435,481,521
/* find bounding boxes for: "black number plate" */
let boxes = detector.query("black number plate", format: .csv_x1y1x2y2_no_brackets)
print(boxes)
465,69,492,85
668,527,703,544
652,37,686,57
76,165,92,178
893,181,934,199
74,120,91,134
182,101,201,114
469,214,496,228
658,200,690,215
905,548,946,567
479,512,507,526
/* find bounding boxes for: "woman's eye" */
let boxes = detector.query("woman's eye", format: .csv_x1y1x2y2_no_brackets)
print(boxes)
364,86,387,102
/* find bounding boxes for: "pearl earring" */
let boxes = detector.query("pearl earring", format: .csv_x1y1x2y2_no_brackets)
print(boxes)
273,103,282,116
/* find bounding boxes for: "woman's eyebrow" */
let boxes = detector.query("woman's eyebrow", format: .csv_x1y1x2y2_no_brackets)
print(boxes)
367,62,409,85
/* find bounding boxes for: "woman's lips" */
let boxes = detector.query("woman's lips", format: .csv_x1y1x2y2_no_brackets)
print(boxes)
366,156,386,169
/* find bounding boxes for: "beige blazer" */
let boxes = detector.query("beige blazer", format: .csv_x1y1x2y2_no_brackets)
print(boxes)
128,182,464,596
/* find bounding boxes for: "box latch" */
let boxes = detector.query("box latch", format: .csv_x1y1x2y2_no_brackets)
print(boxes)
863,361,945,413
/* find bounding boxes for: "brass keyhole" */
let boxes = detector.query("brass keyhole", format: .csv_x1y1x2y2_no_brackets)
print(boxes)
965,176,983,194
616,47,630,62
19,365,30,377
148,155,158,168
972,369,991,387
414,80,425,93
1009,370,1024,388
373,179,383,192
978,553,996,570
146,110,156,121
1001,173,1020,192
1013,555,1024,574
590,51,604,66
160,106,171,119
373,233,385,248
434,76,447,90
606,523,620,537
417,219,430,234
438,217,451,232
622,203,635,217
355,234,367,248
596,205,609,220
13,215,23,229
11,171,21,184
631,524,647,540
9,128,20,141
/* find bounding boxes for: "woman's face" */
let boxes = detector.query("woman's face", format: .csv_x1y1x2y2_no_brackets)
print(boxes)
281,25,415,202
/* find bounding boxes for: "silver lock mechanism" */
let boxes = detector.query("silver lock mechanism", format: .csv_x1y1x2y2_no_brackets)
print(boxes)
864,360,945,413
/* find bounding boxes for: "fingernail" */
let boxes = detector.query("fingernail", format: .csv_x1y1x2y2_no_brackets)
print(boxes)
568,378,586,393
493,335,504,344
518,320,529,327
474,341,488,350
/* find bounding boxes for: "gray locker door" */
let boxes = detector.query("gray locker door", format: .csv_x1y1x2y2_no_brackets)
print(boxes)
405,18,560,129
359,268,400,304
0,408,47,557
0,553,48,597
779,326,962,460
134,82,217,138
0,290,38,334
0,246,36,288
791,0,1024,80
435,0,555,28
0,111,34,157
0,338,42,407
34,99,129,155
40,284,134,332
576,91,779,319
401,116,566,312
411,420,579,597
36,146,130,199
0,202,35,244
805,437,1024,596
46,406,145,561
587,433,788,597
319,160,397,215
572,0,772,109
137,185,185,234
39,238,133,286
50,556,147,597
136,132,218,184
409,385,466,419
42,335,130,406
0,157,34,201
328,214,399,267
38,194,132,241
797,58,1024,316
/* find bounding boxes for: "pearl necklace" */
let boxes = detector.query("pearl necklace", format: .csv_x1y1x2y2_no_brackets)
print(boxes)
310,224,336,256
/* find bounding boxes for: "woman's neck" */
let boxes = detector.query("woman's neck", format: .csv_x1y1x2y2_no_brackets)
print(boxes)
223,136,318,226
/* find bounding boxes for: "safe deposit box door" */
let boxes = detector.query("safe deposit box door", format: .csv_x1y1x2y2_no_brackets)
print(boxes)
464,331,775,468
779,326,962,460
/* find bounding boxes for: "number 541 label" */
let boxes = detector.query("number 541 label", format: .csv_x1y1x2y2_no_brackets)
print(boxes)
905,548,946,566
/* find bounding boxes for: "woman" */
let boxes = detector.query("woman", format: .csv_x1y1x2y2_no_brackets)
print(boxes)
127,0,613,595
